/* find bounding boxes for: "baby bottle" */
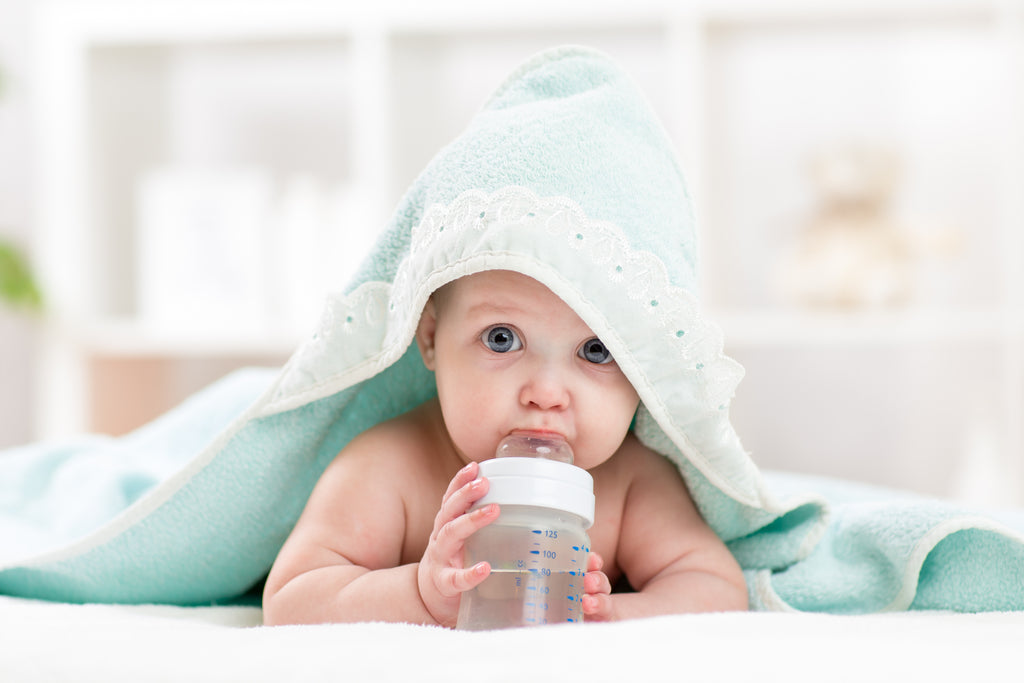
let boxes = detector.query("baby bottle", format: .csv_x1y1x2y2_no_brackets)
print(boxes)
456,433,594,630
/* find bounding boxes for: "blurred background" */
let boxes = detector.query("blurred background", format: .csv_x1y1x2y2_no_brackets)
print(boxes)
1,0,1023,505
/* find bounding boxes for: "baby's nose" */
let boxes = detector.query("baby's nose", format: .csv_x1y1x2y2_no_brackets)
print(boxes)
520,363,570,411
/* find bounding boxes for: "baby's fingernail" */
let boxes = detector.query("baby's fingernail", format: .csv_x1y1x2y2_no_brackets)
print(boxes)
475,503,497,517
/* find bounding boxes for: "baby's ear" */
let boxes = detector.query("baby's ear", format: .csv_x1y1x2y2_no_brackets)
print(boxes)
415,298,439,370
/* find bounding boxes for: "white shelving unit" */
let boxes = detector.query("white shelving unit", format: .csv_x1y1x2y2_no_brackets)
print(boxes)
30,0,1024,503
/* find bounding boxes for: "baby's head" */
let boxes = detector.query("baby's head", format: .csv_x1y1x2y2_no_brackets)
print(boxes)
415,270,639,470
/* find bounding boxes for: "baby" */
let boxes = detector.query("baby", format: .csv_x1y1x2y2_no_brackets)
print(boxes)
262,269,748,626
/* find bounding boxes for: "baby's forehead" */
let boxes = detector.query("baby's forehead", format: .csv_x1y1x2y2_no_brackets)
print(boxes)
434,270,551,308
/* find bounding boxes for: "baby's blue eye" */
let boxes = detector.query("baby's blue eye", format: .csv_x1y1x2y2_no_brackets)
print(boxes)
579,338,613,365
482,326,522,353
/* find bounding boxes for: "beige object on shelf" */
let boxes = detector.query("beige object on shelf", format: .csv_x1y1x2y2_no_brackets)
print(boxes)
778,142,920,309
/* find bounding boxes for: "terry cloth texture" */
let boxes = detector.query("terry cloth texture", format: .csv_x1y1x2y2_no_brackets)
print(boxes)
1,46,1022,612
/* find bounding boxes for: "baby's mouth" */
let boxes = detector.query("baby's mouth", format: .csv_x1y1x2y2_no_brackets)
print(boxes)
509,428,566,440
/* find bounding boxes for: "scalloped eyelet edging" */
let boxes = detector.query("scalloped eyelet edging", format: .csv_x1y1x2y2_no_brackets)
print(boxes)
262,186,767,507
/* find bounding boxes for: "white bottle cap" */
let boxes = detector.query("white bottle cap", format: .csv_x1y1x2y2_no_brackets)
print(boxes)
475,457,595,528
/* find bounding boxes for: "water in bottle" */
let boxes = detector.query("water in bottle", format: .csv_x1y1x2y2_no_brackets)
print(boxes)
456,434,594,630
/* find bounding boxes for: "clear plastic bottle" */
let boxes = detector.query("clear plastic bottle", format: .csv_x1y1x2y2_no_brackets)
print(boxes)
456,434,594,630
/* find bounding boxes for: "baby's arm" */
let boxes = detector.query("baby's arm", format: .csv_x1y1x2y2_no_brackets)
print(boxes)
584,440,748,621
262,425,497,627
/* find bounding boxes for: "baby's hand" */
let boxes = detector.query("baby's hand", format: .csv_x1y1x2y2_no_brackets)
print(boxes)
581,552,614,622
416,461,500,627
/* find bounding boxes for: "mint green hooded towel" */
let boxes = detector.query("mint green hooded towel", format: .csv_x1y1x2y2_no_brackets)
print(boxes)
2,46,1022,614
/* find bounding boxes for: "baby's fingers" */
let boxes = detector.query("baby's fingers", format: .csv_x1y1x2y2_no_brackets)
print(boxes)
581,592,614,621
441,461,480,502
582,569,614,621
438,561,492,596
582,554,614,622
583,568,611,598
434,502,500,556
433,472,490,536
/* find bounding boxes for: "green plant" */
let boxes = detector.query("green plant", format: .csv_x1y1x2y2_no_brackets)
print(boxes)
0,240,42,312
0,61,42,313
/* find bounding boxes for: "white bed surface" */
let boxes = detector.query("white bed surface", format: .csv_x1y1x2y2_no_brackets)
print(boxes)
2,596,1022,682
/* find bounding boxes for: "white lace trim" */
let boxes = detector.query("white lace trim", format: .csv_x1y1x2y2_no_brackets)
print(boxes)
263,280,395,414
387,186,744,408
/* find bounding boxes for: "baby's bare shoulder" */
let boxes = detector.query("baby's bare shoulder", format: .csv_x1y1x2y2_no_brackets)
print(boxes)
300,400,449,539
596,436,699,531
329,400,458,524
591,434,689,523
336,401,445,474
595,433,681,484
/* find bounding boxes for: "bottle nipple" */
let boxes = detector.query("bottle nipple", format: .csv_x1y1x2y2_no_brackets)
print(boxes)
495,433,574,464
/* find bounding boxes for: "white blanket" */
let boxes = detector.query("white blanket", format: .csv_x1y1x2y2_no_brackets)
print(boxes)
2,596,1021,682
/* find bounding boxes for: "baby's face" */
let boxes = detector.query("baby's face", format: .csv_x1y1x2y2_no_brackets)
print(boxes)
417,270,639,470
